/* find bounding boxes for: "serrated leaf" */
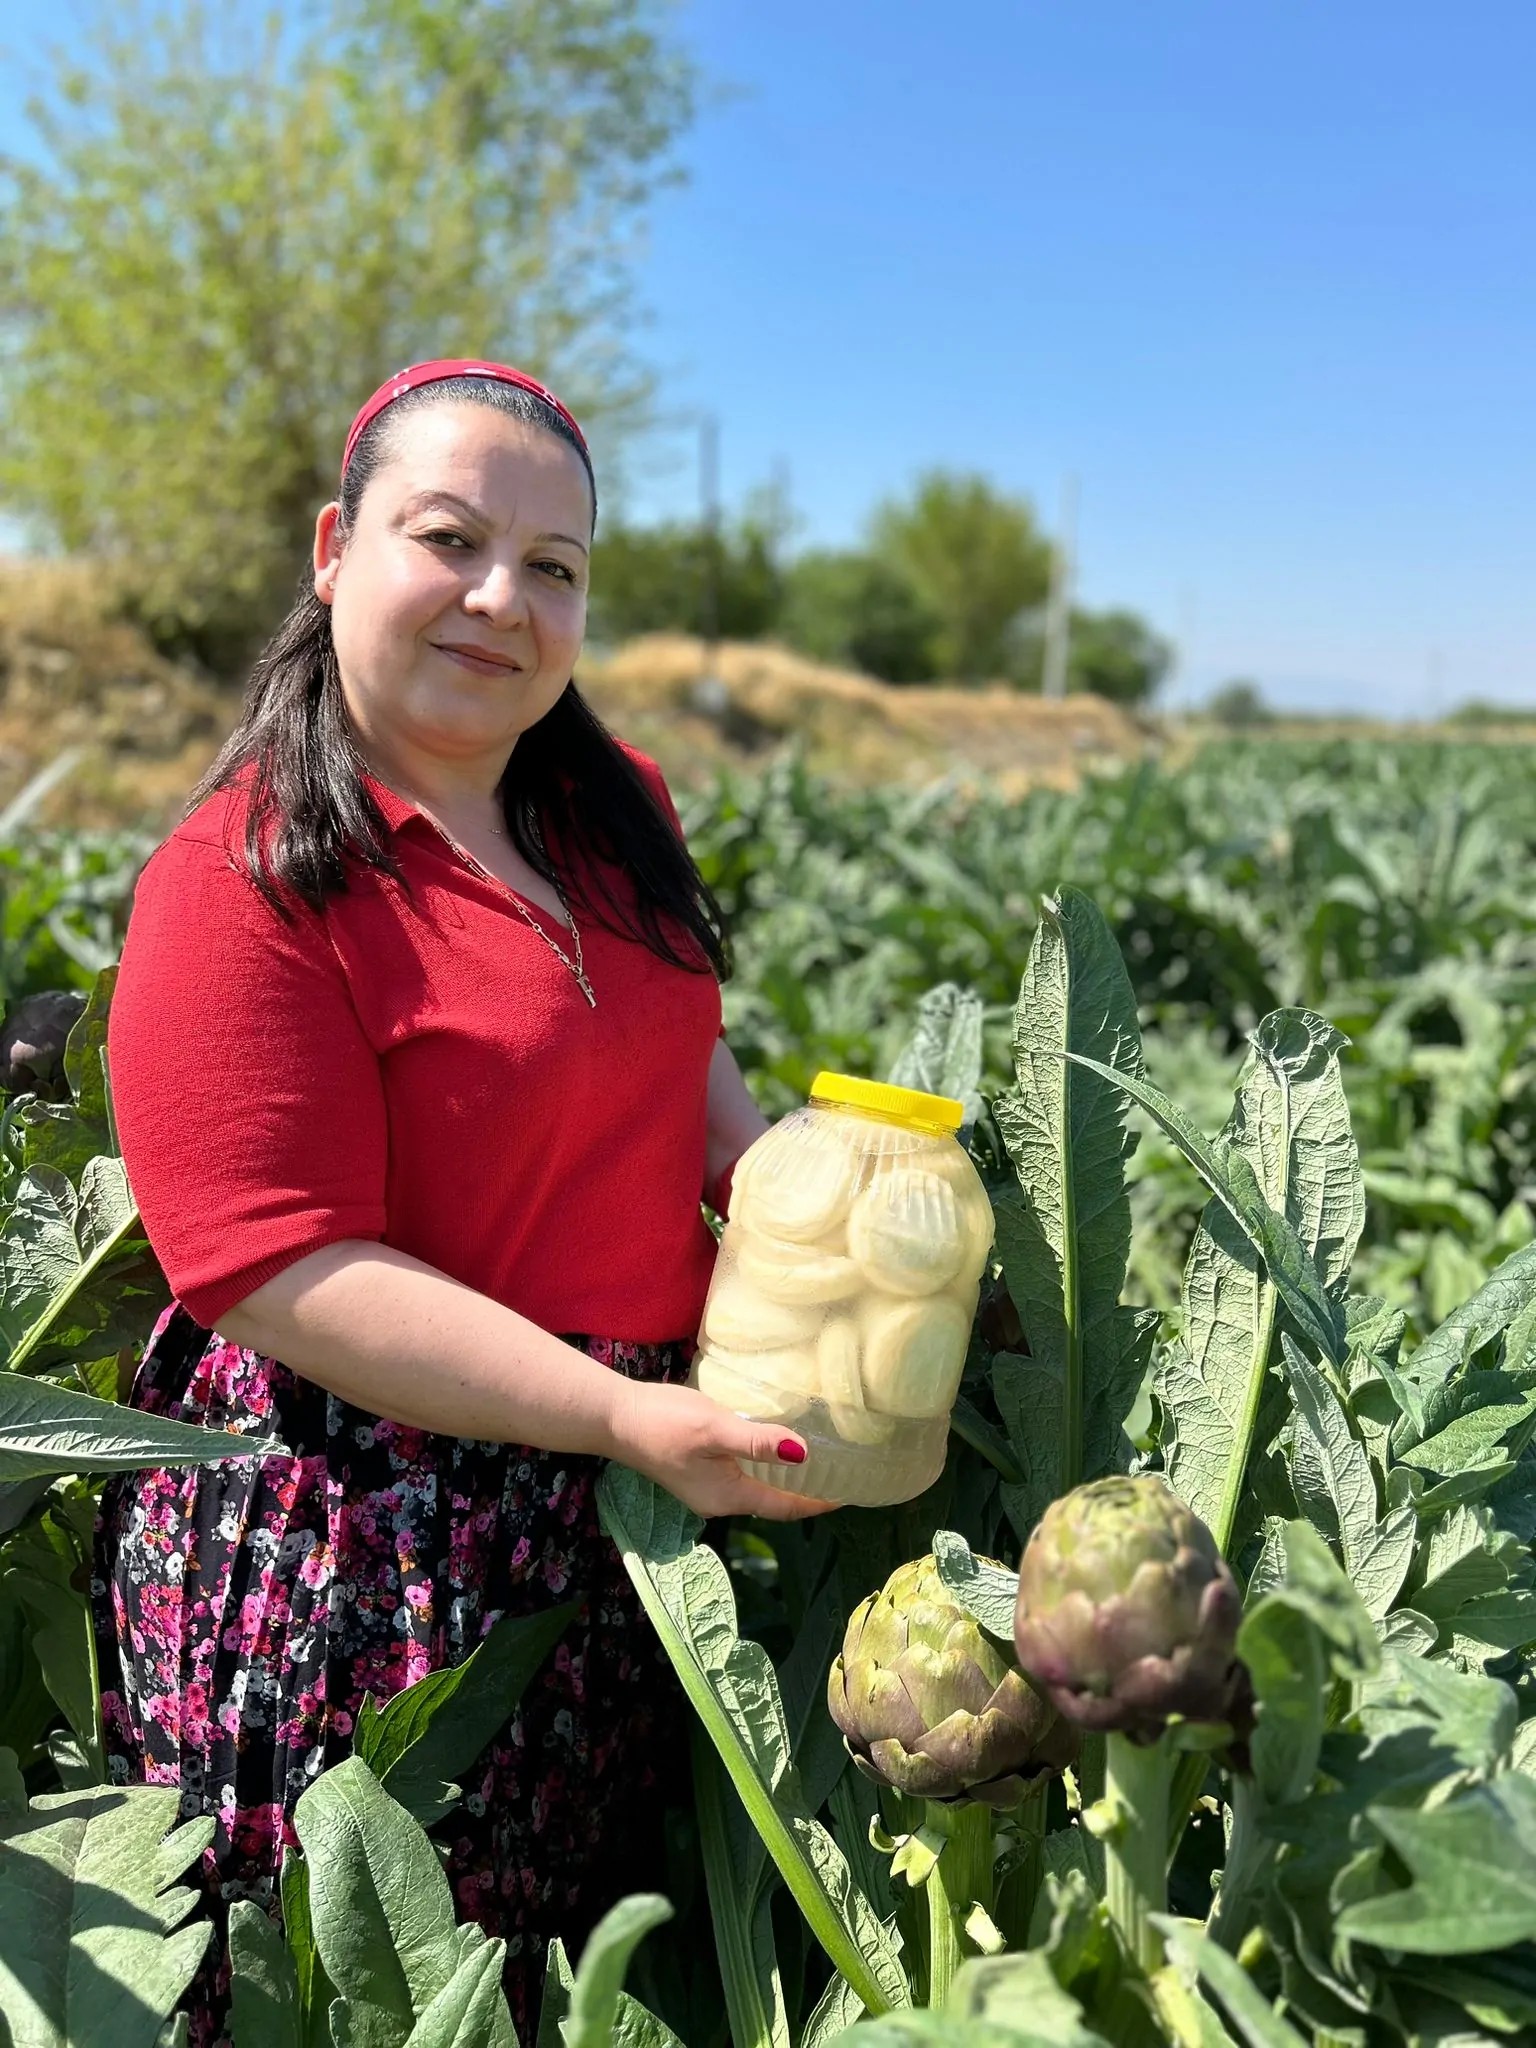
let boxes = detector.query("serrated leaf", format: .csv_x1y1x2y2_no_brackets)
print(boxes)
0,1369,280,1480
930,1530,1019,1642
0,1782,214,2048
1281,1340,1415,1620
1358,1650,1517,1774
1062,1050,1344,1369
293,1757,469,2045
1337,1775,1536,1954
992,888,1145,1528
887,983,986,1130
1397,1242,1536,1450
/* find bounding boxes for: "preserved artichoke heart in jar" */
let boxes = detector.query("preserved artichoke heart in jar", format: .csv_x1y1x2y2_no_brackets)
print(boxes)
848,1168,969,1296
733,1119,859,1243
862,1294,972,1417
692,1069,995,1510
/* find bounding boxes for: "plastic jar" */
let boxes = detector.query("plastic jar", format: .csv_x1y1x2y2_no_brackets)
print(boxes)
689,1071,994,1508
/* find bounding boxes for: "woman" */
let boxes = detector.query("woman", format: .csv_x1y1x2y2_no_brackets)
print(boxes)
92,358,832,2044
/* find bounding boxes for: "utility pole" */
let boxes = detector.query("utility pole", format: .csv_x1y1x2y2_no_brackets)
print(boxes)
699,412,721,675
1040,475,1078,699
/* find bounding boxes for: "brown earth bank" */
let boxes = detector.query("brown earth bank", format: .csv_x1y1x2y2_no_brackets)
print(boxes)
3,560,1532,833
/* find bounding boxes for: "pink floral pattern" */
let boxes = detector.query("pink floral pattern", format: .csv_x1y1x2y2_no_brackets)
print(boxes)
92,1302,690,2046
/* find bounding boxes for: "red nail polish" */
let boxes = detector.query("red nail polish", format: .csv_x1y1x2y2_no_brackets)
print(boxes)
777,1438,806,1465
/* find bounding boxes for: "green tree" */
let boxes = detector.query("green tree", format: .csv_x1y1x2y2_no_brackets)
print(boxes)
0,0,695,668
588,486,790,645
775,548,941,683
866,469,1052,683
1065,606,1173,705
1207,678,1274,727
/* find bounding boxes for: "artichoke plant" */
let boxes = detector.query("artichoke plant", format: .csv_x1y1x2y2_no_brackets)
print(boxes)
1012,1474,1243,1744
828,1554,1077,1806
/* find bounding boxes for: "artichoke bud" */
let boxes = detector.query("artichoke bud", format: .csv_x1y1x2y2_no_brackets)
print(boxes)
1012,1474,1244,1745
828,1555,1078,1808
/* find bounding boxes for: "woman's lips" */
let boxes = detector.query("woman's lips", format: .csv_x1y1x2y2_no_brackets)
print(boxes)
434,644,525,678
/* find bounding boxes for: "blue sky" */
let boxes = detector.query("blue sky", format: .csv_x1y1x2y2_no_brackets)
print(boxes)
2,3,1532,713
619,2,1536,713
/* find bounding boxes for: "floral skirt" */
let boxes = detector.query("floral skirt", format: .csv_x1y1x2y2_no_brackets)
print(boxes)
91,1301,692,2048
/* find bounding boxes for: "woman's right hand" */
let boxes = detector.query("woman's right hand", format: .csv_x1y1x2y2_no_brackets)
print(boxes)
607,1378,840,1521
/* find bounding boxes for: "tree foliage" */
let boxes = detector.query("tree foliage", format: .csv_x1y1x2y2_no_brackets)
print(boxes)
867,469,1053,684
0,0,696,666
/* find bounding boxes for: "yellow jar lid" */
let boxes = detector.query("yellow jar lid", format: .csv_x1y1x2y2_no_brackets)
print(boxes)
808,1069,966,1135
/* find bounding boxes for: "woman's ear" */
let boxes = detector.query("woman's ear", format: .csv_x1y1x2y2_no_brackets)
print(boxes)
313,502,343,605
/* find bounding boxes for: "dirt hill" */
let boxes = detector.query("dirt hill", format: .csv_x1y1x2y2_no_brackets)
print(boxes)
0,565,1157,830
581,634,1155,797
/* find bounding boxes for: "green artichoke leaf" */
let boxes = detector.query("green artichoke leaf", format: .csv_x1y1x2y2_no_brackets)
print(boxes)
1336,1774,1536,1955
930,1529,1019,1643
799,1965,870,2048
1153,1919,1309,2047
293,1755,509,2046
1063,1050,1343,1369
228,1896,302,2048
1143,1013,1359,1558
992,888,1146,1534
1358,1649,1517,1777
1281,1339,1416,1622
352,1601,578,1827
1237,1523,1378,1807
693,1730,791,2048
1393,1241,1536,1454
0,1369,284,1482
0,1158,167,1377
888,982,986,1134
557,1893,677,2048
279,1844,336,2048
0,1781,214,2048
596,1464,910,2018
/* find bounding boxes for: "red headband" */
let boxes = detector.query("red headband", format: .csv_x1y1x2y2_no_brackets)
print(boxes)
340,359,589,480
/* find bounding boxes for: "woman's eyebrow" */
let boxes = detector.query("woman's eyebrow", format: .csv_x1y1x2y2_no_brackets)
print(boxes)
400,491,588,554
401,488,486,521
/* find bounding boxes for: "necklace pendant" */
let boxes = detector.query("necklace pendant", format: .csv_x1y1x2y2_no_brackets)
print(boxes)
576,972,597,1009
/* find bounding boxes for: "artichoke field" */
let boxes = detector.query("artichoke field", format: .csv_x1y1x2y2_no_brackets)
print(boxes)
4,741,1536,2044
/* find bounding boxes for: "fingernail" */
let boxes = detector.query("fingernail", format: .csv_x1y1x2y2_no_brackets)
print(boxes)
777,1438,806,1465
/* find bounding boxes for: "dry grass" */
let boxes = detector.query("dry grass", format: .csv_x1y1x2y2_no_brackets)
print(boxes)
582,634,1156,796
0,558,231,830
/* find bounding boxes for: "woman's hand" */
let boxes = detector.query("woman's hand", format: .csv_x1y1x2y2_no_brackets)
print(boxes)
607,1378,839,1521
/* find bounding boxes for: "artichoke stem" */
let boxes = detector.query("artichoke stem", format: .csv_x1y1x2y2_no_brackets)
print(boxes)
994,1776,1048,1947
1102,1731,1173,1976
921,1798,994,2007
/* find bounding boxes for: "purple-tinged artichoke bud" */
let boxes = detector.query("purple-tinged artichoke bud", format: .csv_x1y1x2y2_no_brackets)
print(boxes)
1013,1475,1243,1745
0,990,86,1101
828,1555,1078,1807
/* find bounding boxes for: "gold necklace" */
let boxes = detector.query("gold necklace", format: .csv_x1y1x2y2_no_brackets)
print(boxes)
425,814,597,1010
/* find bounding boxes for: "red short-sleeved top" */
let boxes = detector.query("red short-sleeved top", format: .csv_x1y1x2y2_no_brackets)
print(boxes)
106,744,724,1343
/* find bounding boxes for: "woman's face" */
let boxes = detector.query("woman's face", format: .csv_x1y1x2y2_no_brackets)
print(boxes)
313,401,593,775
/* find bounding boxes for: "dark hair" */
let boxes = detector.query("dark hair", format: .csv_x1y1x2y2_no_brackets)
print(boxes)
189,376,730,981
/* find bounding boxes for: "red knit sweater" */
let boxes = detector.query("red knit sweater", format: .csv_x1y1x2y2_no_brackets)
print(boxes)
107,747,724,1343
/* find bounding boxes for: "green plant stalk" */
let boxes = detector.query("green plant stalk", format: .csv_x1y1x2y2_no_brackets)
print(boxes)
993,1776,1049,1946
922,1798,994,2007
693,1726,785,2048
1103,1731,1174,1977
608,1511,904,2017
1206,1775,1267,1955
5,1200,144,1375
1056,1020,1084,1492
